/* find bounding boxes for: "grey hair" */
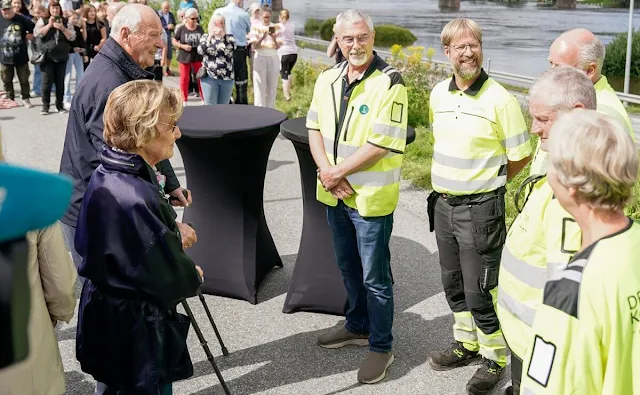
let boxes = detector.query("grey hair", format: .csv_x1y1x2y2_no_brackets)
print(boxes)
333,9,374,34
548,109,638,212
109,4,142,38
578,37,605,73
185,7,198,18
529,65,597,111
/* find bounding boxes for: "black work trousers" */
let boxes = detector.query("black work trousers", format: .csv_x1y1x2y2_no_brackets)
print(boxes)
1,62,30,100
433,191,506,347
41,59,67,111
233,46,248,104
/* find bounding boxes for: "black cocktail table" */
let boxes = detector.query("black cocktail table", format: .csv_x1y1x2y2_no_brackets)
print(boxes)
281,117,416,315
177,105,287,304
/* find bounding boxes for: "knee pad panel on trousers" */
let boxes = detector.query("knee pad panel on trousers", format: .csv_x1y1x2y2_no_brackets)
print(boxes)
465,291,500,334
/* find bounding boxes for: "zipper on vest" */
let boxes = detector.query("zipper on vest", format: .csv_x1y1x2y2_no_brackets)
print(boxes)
102,157,136,167
343,106,355,142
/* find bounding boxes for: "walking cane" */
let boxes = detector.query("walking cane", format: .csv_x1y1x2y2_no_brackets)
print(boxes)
182,217,230,357
181,300,232,395
197,289,229,356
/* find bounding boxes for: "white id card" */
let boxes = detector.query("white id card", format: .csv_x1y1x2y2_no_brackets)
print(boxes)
527,336,556,387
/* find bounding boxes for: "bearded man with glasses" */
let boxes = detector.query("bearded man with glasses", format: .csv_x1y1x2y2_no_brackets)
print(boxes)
426,18,532,395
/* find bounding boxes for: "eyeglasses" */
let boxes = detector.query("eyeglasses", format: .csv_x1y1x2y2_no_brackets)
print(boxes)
157,121,177,133
449,42,482,53
188,17,198,20
339,34,371,46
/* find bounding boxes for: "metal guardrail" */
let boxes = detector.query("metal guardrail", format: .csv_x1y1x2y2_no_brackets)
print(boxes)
295,35,640,106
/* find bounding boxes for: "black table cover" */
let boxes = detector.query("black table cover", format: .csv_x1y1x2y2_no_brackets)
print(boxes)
177,105,287,304
281,117,416,315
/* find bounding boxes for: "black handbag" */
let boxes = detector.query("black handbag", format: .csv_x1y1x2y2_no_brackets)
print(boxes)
29,39,45,65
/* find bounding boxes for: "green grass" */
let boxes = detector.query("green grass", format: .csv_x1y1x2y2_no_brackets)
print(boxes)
626,103,640,115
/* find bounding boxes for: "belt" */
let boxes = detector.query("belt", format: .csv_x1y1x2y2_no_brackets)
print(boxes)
439,186,506,207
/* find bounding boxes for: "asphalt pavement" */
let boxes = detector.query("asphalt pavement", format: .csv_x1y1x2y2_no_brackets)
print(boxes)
1,67,514,395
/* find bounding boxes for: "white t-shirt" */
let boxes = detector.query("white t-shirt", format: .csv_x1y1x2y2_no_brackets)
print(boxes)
155,30,168,61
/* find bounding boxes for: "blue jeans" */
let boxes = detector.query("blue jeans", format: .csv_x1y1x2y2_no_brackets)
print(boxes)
64,52,84,103
200,75,234,105
32,65,41,95
326,201,394,352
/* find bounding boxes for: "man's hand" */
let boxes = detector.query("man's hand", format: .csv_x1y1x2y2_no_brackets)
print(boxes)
318,166,343,191
177,222,197,249
167,23,175,30
330,179,354,200
169,187,192,207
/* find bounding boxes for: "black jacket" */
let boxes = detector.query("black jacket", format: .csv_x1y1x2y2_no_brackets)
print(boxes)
75,147,202,394
58,37,179,227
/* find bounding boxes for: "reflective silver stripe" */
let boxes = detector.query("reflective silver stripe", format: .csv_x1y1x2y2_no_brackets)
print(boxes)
546,261,567,280
553,269,582,283
381,65,393,74
373,123,406,139
433,151,507,170
501,247,546,290
431,174,506,193
522,387,537,395
454,330,478,343
497,285,536,327
383,66,398,76
503,131,529,149
307,110,318,123
324,137,399,159
568,258,587,269
347,168,401,187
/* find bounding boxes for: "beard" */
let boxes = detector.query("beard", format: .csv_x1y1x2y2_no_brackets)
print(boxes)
453,55,482,80
348,50,369,67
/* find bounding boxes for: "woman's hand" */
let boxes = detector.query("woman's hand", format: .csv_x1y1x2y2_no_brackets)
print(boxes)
53,21,64,30
182,44,192,52
195,265,204,281
177,222,197,249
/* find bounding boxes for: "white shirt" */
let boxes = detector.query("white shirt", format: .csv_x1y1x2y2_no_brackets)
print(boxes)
59,0,73,12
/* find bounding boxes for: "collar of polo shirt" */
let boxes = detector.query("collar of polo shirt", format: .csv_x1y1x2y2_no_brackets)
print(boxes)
448,68,489,97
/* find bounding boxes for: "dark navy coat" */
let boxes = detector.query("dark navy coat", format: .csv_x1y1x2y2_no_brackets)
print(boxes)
75,147,201,394
59,37,179,228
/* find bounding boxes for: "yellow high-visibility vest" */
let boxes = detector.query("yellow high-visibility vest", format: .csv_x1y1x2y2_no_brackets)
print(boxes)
306,56,408,217
497,177,581,359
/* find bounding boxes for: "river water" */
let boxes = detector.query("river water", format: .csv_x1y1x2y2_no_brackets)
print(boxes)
285,0,639,77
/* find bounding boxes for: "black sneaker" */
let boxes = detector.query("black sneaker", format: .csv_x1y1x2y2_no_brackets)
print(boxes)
40,108,49,115
428,342,482,371
504,386,514,395
467,358,505,395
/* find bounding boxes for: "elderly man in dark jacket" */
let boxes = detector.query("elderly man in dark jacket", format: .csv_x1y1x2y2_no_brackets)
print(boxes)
58,4,195,276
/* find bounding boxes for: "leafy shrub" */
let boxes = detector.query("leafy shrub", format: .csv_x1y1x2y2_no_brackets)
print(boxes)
319,17,336,41
602,30,640,79
374,25,417,47
304,18,323,36
388,45,446,128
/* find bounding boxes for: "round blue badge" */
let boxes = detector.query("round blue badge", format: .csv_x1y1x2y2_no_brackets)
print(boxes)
359,105,369,115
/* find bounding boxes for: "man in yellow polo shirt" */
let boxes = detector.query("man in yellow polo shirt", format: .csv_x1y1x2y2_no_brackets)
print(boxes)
530,28,634,176
427,18,531,395
306,9,408,385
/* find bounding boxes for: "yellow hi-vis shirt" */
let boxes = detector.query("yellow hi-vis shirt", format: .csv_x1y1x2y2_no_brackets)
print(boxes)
306,56,408,217
530,75,634,176
497,177,581,360
429,69,531,195
521,220,640,395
